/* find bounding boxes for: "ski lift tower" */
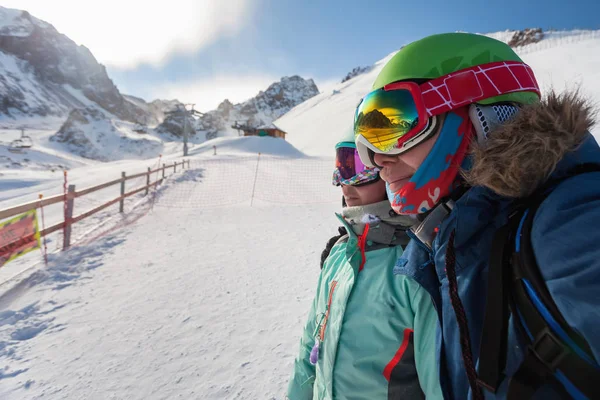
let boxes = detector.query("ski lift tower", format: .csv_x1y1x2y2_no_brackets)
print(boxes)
166,104,204,157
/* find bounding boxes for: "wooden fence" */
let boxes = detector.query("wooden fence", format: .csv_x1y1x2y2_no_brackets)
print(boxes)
0,160,191,250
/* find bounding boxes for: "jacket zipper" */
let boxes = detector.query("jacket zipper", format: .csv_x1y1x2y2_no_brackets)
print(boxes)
356,224,370,272
312,226,369,363
319,280,338,342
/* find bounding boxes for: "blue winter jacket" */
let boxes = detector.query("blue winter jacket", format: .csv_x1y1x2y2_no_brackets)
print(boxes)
394,93,600,399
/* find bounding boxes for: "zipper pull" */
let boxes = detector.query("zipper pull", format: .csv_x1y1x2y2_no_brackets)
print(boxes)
309,339,320,365
357,224,370,272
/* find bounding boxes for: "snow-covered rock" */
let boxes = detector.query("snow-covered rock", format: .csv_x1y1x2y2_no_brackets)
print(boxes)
50,108,162,161
341,66,373,83
508,28,544,47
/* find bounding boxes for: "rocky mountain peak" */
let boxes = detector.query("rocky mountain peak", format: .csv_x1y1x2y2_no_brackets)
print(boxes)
195,76,319,140
0,6,148,123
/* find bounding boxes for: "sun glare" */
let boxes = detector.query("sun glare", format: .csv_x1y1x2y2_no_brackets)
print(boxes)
2,0,253,69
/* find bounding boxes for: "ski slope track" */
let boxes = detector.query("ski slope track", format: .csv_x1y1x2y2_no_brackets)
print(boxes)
2,30,600,399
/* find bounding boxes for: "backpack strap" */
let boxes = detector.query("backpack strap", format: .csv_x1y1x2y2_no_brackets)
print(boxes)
476,214,521,393
508,206,600,400
478,163,600,398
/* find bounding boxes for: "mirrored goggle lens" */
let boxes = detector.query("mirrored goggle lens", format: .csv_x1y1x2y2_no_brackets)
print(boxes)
335,146,366,180
354,88,420,152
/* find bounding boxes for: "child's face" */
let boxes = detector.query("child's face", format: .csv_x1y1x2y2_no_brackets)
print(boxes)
341,178,387,207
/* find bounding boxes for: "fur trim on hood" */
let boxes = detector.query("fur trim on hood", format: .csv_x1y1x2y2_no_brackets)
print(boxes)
463,90,596,198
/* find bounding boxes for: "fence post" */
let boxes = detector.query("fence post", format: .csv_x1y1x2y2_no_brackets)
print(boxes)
174,162,177,173
145,167,151,195
250,153,261,207
162,164,166,180
63,184,75,250
120,172,126,212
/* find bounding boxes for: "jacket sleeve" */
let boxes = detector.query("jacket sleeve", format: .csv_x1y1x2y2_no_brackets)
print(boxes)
531,172,600,362
287,275,322,400
410,283,444,399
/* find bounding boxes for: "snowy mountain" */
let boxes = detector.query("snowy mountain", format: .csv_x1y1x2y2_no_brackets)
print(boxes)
0,6,320,162
0,7,148,123
0,6,193,162
276,29,600,156
195,76,319,139
122,95,183,127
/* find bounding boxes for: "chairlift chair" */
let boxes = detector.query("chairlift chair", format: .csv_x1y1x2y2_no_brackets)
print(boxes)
8,139,25,153
8,130,33,153
18,135,33,148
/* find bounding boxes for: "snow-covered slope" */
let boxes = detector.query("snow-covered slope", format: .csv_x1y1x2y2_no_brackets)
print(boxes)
0,171,339,399
276,30,600,156
189,136,305,158
0,125,94,173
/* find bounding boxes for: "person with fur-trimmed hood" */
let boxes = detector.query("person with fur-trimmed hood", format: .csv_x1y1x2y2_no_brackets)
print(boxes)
287,134,443,399
354,32,600,399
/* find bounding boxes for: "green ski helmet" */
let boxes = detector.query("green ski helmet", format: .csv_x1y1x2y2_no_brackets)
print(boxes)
372,32,540,105
355,33,541,166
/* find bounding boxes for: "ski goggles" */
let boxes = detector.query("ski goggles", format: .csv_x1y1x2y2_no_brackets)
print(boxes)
332,142,380,186
354,61,540,155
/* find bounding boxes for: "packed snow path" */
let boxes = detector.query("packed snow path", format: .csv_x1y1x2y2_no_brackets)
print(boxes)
0,162,339,399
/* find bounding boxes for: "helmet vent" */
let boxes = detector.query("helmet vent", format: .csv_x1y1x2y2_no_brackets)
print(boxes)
469,103,519,142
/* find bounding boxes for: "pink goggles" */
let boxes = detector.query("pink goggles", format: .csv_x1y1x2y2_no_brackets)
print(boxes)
332,142,380,186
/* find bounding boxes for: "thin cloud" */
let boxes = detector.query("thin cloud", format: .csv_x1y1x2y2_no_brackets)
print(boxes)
4,0,254,69
149,74,280,112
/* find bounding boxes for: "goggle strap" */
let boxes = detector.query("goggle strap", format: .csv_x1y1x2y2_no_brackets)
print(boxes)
398,115,439,152
332,167,380,186
418,61,540,117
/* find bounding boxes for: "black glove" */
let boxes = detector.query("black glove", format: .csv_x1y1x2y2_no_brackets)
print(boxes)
320,226,347,269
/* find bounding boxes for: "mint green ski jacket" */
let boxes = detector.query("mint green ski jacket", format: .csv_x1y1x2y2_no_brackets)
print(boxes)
287,214,442,400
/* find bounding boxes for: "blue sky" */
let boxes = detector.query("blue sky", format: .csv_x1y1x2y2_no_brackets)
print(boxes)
9,0,600,111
